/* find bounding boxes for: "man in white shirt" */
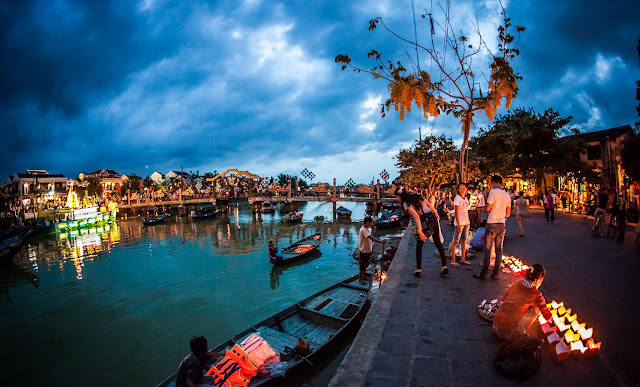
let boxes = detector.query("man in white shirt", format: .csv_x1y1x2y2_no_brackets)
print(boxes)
450,182,471,266
474,175,511,280
359,217,385,284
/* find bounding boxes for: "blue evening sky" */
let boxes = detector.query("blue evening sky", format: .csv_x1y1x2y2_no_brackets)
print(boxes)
1,0,639,183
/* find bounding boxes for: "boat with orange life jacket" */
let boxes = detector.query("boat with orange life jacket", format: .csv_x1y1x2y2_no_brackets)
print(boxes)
156,273,373,387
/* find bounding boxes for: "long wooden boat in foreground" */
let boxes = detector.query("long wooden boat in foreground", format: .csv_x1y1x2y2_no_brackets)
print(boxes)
272,233,322,265
157,274,372,387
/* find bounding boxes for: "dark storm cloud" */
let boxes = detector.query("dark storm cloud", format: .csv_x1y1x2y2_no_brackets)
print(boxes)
1,0,639,182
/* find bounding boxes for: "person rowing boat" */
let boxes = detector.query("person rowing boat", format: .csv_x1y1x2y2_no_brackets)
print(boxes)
268,240,283,263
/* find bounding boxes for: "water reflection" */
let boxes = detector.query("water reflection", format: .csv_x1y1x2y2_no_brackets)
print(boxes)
0,201,398,387
269,251,322,290
0,263,39,305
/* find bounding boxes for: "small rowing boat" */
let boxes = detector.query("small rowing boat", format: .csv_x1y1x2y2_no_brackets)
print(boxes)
192,204,221,219
0,228,32,264
156,273,372,387
272,233,322,265
284,211,304,223
374,210,403,229
143,215,167,226
335,206,352,218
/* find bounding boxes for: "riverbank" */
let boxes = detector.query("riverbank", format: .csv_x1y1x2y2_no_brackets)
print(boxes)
330,211,637,386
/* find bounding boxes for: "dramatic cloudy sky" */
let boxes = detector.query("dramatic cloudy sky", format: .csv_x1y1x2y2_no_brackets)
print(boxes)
1,0,638,183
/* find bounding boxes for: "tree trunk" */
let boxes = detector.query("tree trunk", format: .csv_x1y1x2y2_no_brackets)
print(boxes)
459,111,472,182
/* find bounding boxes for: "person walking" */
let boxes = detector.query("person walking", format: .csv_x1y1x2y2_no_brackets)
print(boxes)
550,188,557,222
450,182,471,266
514,192,529,237
543,190,554,223
394,186,448,277
469,188,478,228
616,193,627,244
474,175,511,280
475,188,485,229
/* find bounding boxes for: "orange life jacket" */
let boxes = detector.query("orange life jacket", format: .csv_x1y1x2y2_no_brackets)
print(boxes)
240,334,278,368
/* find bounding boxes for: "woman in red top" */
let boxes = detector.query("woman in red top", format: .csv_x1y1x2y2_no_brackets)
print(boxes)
493,264,552,340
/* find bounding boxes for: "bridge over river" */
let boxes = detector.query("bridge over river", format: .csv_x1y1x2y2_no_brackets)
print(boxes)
117,194,397,217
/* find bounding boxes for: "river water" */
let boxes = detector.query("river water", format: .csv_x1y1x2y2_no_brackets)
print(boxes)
0,201,399,387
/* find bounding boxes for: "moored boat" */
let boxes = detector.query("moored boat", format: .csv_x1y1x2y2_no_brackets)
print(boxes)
156,273,372,387
191,204,221,219
335,206,352,218
374,210,403,229
143,215,167,226
273,233,322,265
284,211,304,223
56,207,112,231
0,228,32,264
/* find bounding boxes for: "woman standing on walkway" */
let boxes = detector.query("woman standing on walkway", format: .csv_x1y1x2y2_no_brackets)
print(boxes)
394,186,448,277
514,192,529,237
450,182,471,267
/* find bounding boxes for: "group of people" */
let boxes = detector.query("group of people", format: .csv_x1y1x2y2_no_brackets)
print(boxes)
375,176,553,342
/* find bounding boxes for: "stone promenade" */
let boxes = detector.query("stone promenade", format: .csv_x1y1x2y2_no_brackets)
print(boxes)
329,210,638,386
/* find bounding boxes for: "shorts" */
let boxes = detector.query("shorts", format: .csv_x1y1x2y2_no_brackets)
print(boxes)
452,224,470,243
359,252,372,272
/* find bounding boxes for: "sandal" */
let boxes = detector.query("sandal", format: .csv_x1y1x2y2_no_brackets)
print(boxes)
461,261,471,265
440,267,448,276
414,269,422,278
450,262,460,267
473,272,486,280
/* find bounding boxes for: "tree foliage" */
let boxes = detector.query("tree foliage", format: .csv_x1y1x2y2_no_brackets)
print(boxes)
622,133,640,183
142,176,154,188
120,173,142,195
395,134,458,192
86,176,103,197
471,108,593,187
634,35,640,133
336,3,524,181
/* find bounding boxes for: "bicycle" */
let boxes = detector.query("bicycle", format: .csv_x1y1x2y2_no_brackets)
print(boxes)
593,210,605,238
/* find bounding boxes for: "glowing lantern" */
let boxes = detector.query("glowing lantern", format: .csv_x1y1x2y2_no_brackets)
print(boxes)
547,331,561,344
540,299,601,361
555,341,571,361
501,255,531,276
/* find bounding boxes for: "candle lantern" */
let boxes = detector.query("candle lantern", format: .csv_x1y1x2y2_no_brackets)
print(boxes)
539,300,601,361
501,255,530,276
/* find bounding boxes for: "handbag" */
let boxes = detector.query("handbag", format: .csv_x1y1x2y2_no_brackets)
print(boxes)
412,211,435,241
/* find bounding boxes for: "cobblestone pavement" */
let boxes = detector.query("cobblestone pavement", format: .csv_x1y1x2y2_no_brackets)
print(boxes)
330,209,639,386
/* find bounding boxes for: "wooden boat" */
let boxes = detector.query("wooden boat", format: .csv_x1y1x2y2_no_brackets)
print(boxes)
374,211,403,229
381,201,403,212
272,233,322,265
191,205,221,219
284,211,304,223
31,220,56,236
143,215,166,226
0,228,32,264
335,206,352,218
156,274,372,387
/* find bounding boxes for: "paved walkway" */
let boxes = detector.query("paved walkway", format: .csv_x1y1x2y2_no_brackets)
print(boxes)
330,210,638,386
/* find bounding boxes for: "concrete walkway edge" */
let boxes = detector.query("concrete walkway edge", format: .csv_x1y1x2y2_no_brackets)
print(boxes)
328,228,412,387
